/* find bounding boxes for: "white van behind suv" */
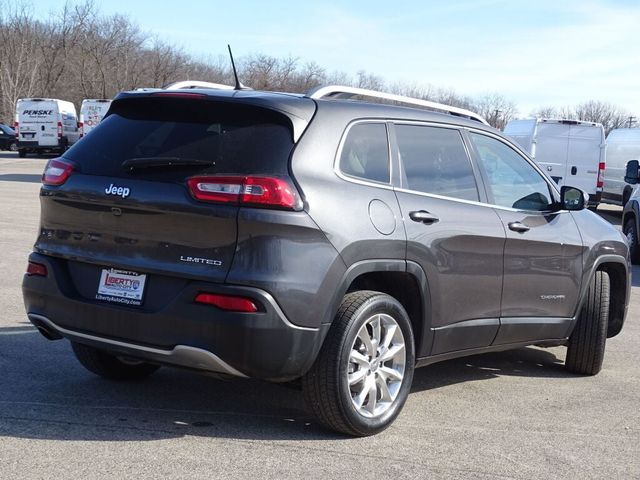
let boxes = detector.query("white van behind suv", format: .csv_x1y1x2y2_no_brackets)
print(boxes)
15,98,80,158
504,118,605,207
79,99,112,138
602,128,640,206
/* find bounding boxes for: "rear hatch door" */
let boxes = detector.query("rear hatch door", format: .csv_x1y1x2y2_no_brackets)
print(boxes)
36,95,298,290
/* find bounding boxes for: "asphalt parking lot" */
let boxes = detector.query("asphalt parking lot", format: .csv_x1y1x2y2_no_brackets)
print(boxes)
0,152,638,479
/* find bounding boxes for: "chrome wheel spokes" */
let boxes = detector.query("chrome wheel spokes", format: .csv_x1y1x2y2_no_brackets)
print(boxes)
347,313,406,418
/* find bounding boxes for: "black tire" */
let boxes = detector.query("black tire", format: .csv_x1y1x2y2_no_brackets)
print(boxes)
303,291,415,436
624,218,640,264
18,149,26,158
71,342,160,381
565,271,610,375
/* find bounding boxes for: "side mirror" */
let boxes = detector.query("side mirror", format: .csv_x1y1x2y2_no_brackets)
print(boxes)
560,186,586,211
624,160,640,185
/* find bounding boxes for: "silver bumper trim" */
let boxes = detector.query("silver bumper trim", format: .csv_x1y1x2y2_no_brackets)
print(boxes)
28,313,248,378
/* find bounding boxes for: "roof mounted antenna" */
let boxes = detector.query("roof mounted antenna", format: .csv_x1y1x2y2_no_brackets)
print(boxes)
228,44,243,90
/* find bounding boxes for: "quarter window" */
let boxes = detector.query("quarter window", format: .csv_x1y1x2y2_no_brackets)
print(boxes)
395,124,479,201
470,133,553,211
339,123,390,183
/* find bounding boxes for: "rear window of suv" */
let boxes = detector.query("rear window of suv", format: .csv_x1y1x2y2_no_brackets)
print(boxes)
63,97,295,181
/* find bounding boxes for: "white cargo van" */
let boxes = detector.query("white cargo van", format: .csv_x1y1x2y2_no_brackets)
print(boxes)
602,128,640,206
15,98,80,158
79,99,112,138
503,118,606,207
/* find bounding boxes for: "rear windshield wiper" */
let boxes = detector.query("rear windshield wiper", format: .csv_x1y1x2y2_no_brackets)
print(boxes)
122,157,214,171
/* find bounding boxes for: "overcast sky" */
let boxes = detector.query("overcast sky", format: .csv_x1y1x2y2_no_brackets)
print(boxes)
37,0,640,117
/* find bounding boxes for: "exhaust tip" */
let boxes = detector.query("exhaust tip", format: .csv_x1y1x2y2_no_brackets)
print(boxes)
29,316,63,340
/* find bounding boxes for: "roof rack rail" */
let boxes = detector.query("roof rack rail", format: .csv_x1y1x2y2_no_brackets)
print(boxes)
164,80,235,91
306,85,488,125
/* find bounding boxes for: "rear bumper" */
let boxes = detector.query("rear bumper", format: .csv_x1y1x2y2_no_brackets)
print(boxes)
589,190,602,207
22,252,328,381
18,140,65,151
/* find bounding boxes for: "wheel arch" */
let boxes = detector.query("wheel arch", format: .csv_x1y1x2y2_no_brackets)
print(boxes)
330,260,432,358
577,255,629,339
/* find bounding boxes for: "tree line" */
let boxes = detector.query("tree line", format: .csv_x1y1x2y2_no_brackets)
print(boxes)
0,0,635,133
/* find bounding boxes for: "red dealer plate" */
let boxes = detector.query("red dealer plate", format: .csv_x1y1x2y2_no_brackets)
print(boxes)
96,268,147,306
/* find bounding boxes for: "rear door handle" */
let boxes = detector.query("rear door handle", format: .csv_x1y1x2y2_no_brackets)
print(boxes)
409,210,439,225
508,221,530,233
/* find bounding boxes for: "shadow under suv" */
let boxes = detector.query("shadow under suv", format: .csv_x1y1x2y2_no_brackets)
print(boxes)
22,85,630,436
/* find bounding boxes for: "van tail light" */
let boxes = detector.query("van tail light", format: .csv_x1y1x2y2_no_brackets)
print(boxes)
78,121,84,138
42,158,74,186
187,176,302,210
597,162,605,189
195,293,259,313
14,121,19,138
26,261,48,277
57,121,63,138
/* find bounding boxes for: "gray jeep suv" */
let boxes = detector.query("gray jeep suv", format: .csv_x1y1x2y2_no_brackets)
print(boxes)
22,85,630,436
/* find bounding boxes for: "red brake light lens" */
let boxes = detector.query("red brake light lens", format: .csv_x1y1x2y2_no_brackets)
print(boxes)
187,176,301,210
26,261,48,277
194,293,259,313
42,158,74,186
597,162,605,189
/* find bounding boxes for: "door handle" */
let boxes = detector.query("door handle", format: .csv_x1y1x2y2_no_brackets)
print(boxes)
409,210,439,224
508,221,530,233
571,166,577,175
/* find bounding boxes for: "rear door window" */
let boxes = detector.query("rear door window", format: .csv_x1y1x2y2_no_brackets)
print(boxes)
64,97,295,181
339,123,390,184
395,124,479,202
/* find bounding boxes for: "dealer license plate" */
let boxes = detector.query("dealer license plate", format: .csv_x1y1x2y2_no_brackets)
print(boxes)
96,268,147,306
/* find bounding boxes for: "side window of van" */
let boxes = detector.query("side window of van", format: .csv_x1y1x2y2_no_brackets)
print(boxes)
339,123,390,184
470,132,553,211
395,124,479,201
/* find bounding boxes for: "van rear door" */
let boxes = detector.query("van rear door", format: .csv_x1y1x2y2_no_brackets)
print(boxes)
564,123,604,200
534,121,570,185
17,100,59,147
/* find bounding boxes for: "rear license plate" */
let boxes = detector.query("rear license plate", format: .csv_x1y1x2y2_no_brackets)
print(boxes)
96,268,146,306
22,133,35,139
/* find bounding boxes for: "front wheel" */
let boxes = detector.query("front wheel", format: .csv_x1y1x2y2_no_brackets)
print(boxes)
303,291,415,436
565,270,610,375
71,342,160,381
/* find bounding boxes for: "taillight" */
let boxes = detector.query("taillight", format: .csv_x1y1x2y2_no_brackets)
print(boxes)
57,121,62,138
42,158,74,186
14,121,18,138
597,162,605,189
26,261,48,277
195,293,259,312
78,121,84,138
187,176,301,210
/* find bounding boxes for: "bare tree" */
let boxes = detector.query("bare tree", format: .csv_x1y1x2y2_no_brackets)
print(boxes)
472,93,517,129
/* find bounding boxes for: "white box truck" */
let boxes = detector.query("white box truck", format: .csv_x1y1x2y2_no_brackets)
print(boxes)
503,118,606,207
15,98,80,158
602,128,640,206
79,99,112,138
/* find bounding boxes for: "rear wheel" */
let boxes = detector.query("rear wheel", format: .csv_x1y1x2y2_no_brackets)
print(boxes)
8,142,17,152
565,270,610,375
18,149,26,158
624,218,640,264
71,342,160,381
303,291,415,436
